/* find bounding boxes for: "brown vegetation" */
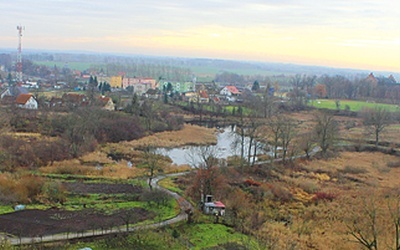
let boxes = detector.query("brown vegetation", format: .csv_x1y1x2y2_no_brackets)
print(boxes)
119,124,217,149
175,149,400,249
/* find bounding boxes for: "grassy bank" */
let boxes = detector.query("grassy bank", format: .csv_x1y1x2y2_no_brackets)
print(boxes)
310,99,399,112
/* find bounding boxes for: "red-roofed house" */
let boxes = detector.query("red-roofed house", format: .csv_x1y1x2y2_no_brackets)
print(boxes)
204,200,226,216
199,90,209,103
220,86,240,96
98,96,115,111
203,195,225,216
220,85,240,102
15,93,38,109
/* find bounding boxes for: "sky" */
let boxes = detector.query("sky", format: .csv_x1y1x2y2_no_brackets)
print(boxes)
1,0,400,72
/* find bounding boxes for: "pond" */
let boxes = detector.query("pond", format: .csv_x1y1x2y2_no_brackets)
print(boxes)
158,126,267,166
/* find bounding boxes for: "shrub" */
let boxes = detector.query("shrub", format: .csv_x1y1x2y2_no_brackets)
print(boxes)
387,161,400,168
172,229,180,239
270,183,293,203
16,175,45,203
244,179,261,187
140,189,171,208
40,180,67,204
312,192,336,203
339,165,368,175
297,179,320,194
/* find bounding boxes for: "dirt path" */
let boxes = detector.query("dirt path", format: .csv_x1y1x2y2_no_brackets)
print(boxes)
4,173,193,246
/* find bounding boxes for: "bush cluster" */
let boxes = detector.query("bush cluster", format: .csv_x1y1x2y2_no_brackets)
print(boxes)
1,106,184,169
312,192,336,203
0,174,66,204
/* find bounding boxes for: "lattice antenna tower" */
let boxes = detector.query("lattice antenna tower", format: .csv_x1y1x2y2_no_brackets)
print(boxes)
16,25,24,83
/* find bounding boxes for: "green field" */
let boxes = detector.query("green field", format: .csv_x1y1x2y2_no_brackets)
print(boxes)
310,99,400,112
34,61,94,71
71,222,258,250
189,65,282,81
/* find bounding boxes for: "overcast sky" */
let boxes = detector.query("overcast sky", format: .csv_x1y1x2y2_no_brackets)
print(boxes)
1,0,399,71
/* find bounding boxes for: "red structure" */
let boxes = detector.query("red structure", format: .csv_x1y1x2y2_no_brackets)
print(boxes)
16,25,24,83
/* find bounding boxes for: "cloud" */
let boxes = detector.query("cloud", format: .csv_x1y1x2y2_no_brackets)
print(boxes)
1,0,400,71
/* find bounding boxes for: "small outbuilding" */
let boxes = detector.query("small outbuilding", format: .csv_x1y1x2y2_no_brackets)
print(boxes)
202,195,225,216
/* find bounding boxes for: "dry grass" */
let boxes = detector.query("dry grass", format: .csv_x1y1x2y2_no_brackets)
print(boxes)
263,151,400,249
38,159,147,179
79,151,114,165
119,124,217,149
302,151,400,188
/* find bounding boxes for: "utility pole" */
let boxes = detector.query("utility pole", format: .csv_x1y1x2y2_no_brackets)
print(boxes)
16,25,24,84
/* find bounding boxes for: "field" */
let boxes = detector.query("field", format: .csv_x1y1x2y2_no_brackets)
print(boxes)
310,99,400,112
0,207,151,237
33,61,94,71
69,222,257,250
189,65,280,82
0,181,156,237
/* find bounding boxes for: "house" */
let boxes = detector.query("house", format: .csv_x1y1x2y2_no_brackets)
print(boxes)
122,77,157,90
15,93,38,109
133,82,153,95
220,86,240,102
145,88,160,99
61,93,89,108
110,76,122,88
183,91,197,102
98,96,115,111
1,85,29,99
203,195,225,216
49,97,63,108
162,81,195,94
1,96,16,106
199,90,209,103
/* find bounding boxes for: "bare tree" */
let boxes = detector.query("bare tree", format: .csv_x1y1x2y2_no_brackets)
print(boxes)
297,132,315,159
279,117,297,162
257,83,276,119
141,146,163,190
362,107,391,146
268,116,284,159
118,208,137,232
388,195,400,250
347,197,380,250
314,111,338,156
289,74,307,108
248,126,263,167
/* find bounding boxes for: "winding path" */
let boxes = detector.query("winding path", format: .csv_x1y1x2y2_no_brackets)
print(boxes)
4,173,193,246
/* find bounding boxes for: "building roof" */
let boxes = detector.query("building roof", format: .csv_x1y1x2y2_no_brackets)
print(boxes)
1,85,29,98
389,75,397,83
205,201,225,208
1,95,16,105
225,86,240,94
62,93,87,103
98,96,112,105
15,93,33,105
199,90,209,99
366,73,378,84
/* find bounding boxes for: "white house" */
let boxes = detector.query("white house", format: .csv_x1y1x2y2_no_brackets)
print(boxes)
15,93,38,109
220,86,240,96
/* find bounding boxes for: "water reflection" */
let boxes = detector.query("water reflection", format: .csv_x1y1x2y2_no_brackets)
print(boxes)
159,126,266,166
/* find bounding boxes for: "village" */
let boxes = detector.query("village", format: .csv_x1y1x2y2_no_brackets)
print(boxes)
0,52,400,249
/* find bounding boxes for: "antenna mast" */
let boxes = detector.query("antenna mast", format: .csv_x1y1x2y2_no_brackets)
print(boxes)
16,25,24,83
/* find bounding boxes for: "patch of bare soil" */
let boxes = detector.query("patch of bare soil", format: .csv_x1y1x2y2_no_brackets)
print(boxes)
63,182,143,194
0,208,153,237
